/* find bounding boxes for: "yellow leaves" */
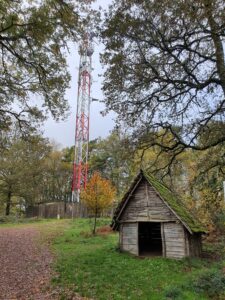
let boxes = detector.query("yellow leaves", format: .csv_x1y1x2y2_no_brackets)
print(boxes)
81,172,116,214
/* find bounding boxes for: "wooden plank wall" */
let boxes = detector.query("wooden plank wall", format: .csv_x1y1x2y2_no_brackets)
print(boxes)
120,223,138,255
117,178,202,259
121,178,177,222
163,222,186,259
188,233,202,257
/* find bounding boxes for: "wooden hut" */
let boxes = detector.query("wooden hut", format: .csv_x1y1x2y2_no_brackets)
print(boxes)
111,170,206,259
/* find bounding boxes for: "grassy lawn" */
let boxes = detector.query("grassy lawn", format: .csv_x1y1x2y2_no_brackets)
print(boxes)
0,218,71,245
0,217,58,227
52,218,225,300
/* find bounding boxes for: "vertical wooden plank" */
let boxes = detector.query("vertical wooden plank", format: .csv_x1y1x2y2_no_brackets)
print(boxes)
188,233,202,257
184,230,190,256
145,181,149,204
120,224,123,250
161,223,166,257
145,181,151,220
137,222,139,256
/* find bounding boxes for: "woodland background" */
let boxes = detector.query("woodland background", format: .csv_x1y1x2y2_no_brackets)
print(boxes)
0,0,225,236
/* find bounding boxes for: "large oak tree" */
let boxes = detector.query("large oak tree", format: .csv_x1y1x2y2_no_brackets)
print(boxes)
101,0,225,170
0,0,94,131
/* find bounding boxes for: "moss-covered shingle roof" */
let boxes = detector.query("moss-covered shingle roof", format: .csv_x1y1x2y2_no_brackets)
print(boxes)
112,170,206,234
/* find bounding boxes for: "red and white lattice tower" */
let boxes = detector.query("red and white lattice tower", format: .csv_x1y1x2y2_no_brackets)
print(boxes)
72,32,94,202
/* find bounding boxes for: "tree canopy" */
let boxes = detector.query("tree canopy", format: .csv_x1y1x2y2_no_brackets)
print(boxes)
0,133,50,215
101,0,225,167
88,129,136,196
0,0,94,131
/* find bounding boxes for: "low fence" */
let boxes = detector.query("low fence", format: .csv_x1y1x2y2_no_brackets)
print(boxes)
26,202,88,218
26,201,115,219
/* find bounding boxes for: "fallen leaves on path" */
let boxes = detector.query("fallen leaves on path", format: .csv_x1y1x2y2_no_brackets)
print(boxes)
0,226,53,299
0,223,88,300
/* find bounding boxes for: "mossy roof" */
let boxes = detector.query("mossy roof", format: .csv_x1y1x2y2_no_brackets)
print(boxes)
112,170,206,234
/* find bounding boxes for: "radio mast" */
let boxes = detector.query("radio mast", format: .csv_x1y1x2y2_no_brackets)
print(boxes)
72,31,94,202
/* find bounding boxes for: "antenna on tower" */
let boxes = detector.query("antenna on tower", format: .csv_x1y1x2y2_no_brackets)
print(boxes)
71,29,94,203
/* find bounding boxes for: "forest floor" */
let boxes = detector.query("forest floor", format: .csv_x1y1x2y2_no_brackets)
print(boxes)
0,220,86,300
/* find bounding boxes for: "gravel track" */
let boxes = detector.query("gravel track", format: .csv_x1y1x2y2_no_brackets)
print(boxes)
0,226,54,300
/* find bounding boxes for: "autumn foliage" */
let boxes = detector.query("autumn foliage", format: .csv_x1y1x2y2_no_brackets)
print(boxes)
81,172,116,234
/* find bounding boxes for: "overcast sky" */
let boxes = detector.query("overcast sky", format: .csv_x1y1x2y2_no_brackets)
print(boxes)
43,0,115,148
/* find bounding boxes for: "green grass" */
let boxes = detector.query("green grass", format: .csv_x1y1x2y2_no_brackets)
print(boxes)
0,217,60,227
52,218,225,300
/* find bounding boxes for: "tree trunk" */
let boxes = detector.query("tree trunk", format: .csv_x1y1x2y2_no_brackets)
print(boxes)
93,206,98,235
6,190,11,216
64,198,67,214
203,0,225,94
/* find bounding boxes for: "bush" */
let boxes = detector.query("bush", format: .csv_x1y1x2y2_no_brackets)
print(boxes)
193,269,225,298
164,286,183,299
214,212,225,234
0,215,18,223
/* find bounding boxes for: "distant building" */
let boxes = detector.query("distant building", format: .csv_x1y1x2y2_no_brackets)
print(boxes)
112,170,206,259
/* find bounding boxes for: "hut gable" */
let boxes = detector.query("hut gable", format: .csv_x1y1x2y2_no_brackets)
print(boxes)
144,172,206,234
112,170,206,234
120,178,177,223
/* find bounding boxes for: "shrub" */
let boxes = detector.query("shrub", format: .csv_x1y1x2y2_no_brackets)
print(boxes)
164,286,183,299
193,269,225,298
0,215,18,223
214,212,225,235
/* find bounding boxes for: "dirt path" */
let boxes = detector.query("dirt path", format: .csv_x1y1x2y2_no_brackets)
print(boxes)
0,225,55,300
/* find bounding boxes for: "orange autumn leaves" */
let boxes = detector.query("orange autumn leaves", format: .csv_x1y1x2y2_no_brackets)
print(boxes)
81,172,116,215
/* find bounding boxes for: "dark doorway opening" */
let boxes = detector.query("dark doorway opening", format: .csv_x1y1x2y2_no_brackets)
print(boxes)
138,222,162,256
